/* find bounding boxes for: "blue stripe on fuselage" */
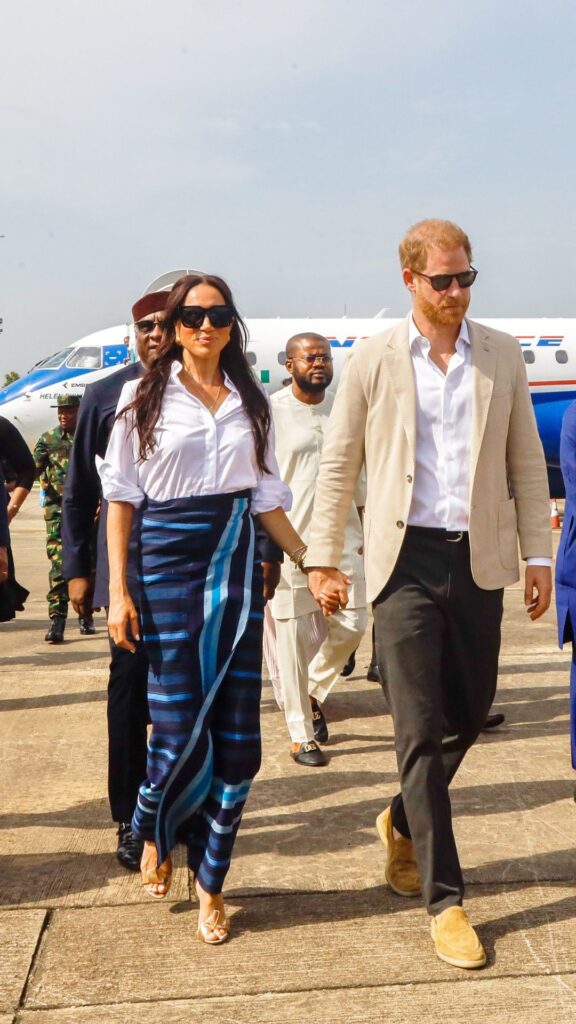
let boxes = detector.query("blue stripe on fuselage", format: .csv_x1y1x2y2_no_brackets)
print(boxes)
531,390,576,466
0,366,94,405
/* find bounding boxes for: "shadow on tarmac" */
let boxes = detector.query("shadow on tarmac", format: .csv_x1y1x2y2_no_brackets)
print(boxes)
480,889,576,965
0,689,107,712
1,850,137,906
2,797,575,907
0,649,107,667
218,874,576,954
0,618,56,631
0,797,110,830
238,778,574,861
499,663,567,675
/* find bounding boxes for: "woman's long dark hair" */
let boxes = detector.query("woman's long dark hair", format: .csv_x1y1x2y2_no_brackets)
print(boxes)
124,274,271,473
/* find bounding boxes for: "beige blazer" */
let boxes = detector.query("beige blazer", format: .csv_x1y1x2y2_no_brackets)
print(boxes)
307,316,552,603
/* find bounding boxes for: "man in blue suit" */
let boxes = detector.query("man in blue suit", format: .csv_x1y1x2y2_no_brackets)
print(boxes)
555,402,576,769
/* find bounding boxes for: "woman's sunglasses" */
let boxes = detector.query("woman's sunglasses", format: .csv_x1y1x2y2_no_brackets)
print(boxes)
179,305,235,329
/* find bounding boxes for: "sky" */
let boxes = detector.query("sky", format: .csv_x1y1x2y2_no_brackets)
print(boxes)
1,0,575,378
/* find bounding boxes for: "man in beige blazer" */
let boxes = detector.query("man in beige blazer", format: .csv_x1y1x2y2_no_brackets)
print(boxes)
306,219,552,970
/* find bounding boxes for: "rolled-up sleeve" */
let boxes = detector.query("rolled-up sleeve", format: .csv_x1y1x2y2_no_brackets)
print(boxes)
98,383,145,507
251,417,292,515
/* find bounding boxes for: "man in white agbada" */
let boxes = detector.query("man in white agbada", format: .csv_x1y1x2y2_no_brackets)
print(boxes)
268,333,368,766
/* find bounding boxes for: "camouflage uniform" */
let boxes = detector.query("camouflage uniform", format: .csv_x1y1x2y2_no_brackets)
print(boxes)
33,425,74,619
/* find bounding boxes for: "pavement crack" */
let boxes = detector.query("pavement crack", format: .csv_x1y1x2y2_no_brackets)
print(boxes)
9,968,576,1016
16,908,52,1014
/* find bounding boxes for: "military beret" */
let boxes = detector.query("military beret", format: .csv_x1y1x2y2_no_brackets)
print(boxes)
132,290,169,322
52,395,81,408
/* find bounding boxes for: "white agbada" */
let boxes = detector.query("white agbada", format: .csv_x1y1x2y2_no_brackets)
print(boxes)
267,385,368,746
270,387,366,619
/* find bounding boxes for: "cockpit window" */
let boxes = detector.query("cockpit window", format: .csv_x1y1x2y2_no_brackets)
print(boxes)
33,347,75,370
66,347,102,369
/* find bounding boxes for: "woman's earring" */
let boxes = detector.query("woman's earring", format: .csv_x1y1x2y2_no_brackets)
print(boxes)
175,335,182,346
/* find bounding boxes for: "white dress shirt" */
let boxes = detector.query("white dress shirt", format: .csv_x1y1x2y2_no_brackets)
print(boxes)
408,317,472,531
407,317,551,566
98,361,291,515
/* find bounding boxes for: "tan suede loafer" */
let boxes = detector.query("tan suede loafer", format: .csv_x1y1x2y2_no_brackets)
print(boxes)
375,806,421,897
431,906,486,969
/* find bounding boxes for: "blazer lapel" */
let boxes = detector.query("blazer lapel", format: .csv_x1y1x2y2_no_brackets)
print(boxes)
384,318,416,459
469,320,498,485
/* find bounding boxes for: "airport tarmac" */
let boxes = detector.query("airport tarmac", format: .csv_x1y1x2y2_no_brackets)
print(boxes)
1,496,576,1022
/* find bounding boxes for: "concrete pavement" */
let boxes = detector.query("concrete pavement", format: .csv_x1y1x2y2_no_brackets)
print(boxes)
1,496,576,1022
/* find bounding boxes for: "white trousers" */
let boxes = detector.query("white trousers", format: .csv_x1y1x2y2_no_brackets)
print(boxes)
274,606,368,744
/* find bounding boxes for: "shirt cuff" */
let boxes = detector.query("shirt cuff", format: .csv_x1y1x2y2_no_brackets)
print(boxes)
526,557,553,567
97,457,145,508
251,478,292,516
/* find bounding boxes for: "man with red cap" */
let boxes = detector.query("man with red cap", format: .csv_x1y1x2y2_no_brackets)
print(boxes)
62,291,168,870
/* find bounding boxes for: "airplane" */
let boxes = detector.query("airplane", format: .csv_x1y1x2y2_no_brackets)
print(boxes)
0,271,573,496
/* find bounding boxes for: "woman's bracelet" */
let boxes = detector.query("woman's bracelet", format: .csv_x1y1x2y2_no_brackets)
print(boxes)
288,544,307,572
8,504,19,516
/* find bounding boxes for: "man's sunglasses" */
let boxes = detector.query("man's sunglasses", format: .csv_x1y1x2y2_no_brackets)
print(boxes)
293,354,333,365
179,305,235,329
413,267,478,292
134,316,166,334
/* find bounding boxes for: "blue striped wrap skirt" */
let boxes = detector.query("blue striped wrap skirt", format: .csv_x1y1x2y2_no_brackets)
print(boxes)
131,490,264,894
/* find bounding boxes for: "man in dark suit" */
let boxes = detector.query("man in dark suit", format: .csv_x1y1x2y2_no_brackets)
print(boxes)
62,291,169,870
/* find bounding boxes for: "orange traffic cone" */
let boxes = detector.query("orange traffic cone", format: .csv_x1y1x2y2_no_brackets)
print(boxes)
550,499,560,529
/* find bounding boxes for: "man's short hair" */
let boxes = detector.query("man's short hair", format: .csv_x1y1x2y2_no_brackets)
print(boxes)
285,332,329,359
399,219,473,272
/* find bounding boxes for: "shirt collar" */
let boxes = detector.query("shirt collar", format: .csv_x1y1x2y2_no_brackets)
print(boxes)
170,360,237,394
408,315,470,352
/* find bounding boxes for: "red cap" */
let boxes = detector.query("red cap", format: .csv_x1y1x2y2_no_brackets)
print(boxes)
131,290,169,322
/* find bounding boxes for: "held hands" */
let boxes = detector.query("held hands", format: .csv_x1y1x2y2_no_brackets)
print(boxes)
306,567,351,617
524,565,552,621
107,593,141,653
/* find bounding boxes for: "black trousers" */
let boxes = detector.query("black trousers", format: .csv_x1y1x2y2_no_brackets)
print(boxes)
107,636,150,824
372,527,503,915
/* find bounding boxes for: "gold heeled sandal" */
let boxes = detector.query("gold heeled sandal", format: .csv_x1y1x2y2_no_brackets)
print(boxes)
141,861,172,900
197,909,229,945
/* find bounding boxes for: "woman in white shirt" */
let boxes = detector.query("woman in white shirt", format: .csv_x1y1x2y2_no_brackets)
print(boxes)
100,273,307,945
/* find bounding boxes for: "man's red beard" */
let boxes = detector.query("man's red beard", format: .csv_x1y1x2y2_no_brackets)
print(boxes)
418,292,470,326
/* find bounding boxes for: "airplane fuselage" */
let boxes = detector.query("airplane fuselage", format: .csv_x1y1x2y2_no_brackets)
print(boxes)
1,316,574,496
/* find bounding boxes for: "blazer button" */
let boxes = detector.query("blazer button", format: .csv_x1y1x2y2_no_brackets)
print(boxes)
396,520,405,529
406,474,413,483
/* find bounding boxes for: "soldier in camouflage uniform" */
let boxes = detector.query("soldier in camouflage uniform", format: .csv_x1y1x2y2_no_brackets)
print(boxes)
33,395,95,643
